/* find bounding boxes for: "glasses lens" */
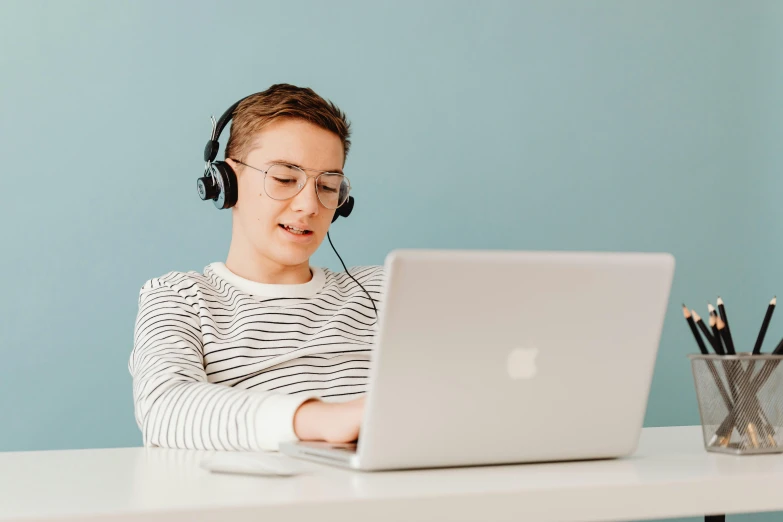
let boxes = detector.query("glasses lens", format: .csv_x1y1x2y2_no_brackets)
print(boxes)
316,173,350,209
264,164,305,200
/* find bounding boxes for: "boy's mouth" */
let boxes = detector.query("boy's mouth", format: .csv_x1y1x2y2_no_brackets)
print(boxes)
279,224,313,236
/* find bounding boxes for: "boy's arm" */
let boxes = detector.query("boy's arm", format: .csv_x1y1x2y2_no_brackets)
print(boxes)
129,280,316,451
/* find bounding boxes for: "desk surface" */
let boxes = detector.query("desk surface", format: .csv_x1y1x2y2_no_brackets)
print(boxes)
1,426,782,522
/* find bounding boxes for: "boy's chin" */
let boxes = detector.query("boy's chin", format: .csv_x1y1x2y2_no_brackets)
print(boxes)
266,245,316,267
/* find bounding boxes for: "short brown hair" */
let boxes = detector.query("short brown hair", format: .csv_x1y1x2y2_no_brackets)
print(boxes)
225,83,352,164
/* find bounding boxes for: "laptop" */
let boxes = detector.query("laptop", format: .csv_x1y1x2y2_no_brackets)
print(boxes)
280,249,675,471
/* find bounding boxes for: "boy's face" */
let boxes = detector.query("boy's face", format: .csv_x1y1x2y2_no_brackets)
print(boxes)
227,118,343,270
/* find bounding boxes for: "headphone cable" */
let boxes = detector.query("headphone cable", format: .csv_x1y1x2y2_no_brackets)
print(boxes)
326,231,378,324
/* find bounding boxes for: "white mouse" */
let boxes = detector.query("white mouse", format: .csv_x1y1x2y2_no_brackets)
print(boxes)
201,452,303,477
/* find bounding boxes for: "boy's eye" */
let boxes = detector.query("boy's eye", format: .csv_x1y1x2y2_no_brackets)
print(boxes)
272,177,297,185
318,184,339,193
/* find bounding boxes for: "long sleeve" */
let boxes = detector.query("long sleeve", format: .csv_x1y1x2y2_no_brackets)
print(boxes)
128,279,315,451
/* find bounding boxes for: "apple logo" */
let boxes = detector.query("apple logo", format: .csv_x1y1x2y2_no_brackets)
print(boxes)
507,347,539,379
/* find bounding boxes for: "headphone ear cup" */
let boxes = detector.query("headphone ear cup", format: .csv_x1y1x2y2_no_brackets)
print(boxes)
211,161,238,209
331,195,354,223
341,195,354,218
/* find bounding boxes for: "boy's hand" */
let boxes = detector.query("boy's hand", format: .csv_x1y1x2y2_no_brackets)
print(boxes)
293,395,365,444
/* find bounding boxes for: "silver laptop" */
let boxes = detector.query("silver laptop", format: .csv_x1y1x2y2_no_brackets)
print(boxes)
280,249,675,471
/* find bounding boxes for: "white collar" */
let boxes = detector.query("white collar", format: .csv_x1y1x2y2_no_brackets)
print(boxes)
207,262,325,298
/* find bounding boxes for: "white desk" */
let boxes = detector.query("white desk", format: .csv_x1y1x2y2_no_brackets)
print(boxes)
1,426,782,522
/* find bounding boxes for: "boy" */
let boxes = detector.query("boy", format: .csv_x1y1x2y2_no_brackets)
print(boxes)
129,84,382,451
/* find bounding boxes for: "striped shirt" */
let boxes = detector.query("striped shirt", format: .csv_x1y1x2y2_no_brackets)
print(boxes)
128,262,384,451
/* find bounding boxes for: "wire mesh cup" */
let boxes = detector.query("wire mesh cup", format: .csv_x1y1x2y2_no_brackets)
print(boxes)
689,353,783,454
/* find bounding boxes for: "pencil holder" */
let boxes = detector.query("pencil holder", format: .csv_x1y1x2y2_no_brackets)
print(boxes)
689,353,783,454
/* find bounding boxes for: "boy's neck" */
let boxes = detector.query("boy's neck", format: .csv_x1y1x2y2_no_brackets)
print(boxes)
225,240,312,285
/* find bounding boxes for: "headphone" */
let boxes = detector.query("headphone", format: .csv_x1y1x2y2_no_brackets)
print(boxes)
196,92,355,224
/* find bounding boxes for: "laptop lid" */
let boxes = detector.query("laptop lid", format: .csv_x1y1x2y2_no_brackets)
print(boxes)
355,249,675,470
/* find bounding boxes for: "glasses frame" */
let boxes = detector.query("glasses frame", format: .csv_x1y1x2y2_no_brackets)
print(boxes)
230,159,351,210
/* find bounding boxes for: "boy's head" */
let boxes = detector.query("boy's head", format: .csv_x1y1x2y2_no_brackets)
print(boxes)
223,84,352,273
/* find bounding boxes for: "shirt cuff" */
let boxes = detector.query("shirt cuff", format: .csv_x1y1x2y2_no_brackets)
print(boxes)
255,393,319,451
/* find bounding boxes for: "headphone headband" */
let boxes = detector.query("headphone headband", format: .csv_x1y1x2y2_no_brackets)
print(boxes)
203,92,262,163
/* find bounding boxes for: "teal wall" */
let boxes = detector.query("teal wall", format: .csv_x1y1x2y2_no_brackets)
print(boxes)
1,1,781,520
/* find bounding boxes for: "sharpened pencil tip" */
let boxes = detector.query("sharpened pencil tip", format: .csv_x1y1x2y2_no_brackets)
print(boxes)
682,305,691,318
708,303,716,313
773,297,777,305
717,296,724,305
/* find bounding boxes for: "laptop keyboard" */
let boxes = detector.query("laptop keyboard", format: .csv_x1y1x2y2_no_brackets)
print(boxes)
328,443,357,452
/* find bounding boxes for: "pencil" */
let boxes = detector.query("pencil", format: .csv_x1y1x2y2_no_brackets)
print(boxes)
704,314,725,355
683,305,708,355
693,311,722,354
773,336,783,355
708,303,723,349
753,297,777,355
683,305,734,414
716,316,736,355
717,297,736,355
715,315,760,441
708,313,726,355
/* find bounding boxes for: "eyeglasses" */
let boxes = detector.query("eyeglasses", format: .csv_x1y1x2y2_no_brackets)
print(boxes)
231,159,351,210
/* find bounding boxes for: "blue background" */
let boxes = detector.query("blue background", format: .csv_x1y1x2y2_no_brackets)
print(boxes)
2,1,781,520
